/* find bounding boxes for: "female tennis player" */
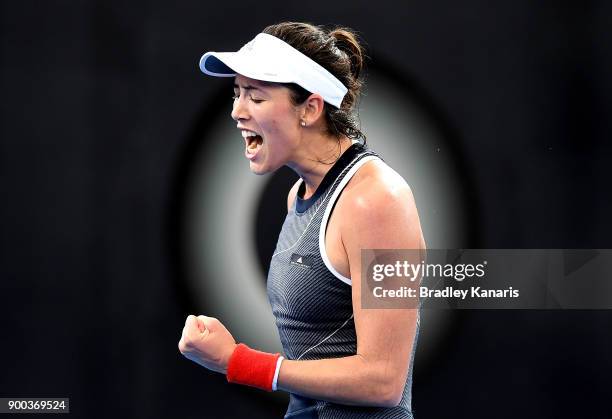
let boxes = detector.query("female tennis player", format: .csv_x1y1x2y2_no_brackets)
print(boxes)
179,22,425,418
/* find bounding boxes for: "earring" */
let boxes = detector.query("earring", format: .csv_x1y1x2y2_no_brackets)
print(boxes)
300,121,306,127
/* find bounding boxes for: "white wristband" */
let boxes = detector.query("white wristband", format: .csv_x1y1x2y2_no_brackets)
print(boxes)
272,356,284,391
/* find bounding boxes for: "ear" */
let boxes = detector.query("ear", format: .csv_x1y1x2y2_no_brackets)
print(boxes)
302,93,326,126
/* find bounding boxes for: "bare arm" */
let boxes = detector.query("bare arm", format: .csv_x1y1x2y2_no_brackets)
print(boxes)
276,173,424,407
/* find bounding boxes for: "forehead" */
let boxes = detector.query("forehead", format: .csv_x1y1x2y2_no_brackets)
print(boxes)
233,74,284,94
233,74,269,86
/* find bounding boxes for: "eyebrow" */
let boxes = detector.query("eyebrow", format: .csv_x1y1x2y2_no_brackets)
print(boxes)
233,83,265,92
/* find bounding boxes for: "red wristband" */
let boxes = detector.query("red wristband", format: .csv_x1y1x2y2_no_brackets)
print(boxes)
226,343,281,392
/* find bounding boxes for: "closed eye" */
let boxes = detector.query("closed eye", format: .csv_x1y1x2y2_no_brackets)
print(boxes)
232,87,264,103
232,94,264,104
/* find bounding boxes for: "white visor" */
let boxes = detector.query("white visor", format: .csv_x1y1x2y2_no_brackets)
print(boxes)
199,33,348,109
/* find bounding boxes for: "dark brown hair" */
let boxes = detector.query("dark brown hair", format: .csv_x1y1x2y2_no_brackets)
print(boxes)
262,22,367,144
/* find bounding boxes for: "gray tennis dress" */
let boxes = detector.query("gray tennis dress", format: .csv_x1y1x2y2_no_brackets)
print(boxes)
267,143,418,419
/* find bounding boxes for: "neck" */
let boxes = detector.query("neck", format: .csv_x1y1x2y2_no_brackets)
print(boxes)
286,134,355,199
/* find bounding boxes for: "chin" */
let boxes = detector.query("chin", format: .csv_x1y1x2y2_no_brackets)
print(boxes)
249,162,271,176
250,168,268,176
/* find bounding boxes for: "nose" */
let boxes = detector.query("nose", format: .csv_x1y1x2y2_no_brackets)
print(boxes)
231,96,249,122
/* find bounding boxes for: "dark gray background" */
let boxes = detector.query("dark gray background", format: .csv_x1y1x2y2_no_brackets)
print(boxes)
1,1,611,418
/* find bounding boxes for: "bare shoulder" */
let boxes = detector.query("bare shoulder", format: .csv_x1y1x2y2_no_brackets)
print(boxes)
342,160,416,217
287,179,302,212
337,159,424,249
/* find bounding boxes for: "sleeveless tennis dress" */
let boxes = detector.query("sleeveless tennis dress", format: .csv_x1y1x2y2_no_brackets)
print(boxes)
267,142,418,419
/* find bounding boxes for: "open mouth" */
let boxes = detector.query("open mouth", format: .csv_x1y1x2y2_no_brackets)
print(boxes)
242,130,263,158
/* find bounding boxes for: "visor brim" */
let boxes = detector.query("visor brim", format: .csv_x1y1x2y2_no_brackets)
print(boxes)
199,52,237,77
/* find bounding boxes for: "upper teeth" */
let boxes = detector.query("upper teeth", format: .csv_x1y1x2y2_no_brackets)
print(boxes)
241,130,259,138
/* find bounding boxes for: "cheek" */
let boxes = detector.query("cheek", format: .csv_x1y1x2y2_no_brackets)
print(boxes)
261,118,292,141
257,103,300,148
262,103,298,134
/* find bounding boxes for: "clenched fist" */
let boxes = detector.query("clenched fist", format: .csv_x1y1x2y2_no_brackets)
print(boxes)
178,315,237,374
